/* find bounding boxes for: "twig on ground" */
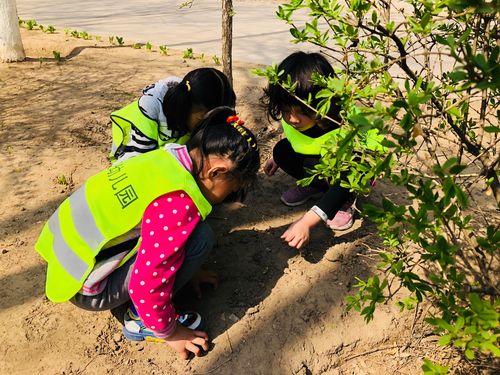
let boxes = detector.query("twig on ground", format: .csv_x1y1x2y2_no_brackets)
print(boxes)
196,357,233,375
411,303,420,336
338,345,401,363
77,351,111,374
226,331,233,353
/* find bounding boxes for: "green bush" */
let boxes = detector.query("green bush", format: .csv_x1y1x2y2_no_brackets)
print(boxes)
255,0,499,371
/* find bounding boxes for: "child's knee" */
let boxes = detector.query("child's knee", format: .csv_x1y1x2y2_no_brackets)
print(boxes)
272,139,293,166
185,222,215,259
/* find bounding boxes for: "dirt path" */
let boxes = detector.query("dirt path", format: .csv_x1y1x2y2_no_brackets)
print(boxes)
0,29,446,374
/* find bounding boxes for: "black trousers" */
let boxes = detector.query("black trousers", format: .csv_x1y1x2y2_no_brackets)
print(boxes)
273,138,353,219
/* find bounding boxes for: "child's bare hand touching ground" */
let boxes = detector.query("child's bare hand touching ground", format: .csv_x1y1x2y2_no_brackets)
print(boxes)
166,324,209,359
281,210,321,249
190,270,220,299
264,158,279,176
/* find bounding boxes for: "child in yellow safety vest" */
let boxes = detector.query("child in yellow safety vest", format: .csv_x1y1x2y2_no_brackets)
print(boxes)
110,68,236,163
262,51,360,249
35,107,260,360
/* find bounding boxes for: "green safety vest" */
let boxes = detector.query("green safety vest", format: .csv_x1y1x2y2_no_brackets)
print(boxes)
35,149,212,302
110,101,191,161
281,120,386,155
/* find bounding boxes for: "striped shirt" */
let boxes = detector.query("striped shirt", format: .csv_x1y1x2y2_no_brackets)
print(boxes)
115,76,182,163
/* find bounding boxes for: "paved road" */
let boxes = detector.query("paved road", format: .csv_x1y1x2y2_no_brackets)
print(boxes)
17,0,317,65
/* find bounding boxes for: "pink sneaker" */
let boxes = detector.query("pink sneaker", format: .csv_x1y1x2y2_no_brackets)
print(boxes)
280,185,324,207
327,205,354,231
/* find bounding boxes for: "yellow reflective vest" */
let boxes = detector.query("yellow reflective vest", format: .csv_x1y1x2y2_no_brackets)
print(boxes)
281,120,386,156
35,149,211,302
110,101,190,161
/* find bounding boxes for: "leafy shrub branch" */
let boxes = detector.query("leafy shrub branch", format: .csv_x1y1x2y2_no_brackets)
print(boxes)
256,0,498,371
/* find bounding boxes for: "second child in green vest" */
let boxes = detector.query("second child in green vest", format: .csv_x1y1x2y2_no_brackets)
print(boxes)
262,52,358,249
35,107,260,359
110,68,236,163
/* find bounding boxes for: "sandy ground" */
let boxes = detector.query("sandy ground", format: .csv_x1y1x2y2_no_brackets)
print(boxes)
0,29,460,374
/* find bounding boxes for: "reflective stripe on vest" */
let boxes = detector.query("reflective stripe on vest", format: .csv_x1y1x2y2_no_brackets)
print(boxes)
70,186,105,249
109,101,191,161
48,206,89,282
281,120,385,155
35,149,212,302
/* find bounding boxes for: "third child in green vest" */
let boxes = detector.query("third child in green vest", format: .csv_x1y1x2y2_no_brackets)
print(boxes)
110,68,236,163
262,52,383,249
35,106,260,360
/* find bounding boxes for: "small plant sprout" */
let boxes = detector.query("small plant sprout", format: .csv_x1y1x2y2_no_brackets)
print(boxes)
44,25,56,34
95,35,102,42
18,17,24,26
212,55,221,65
70,30,79,38
64,28,71,36
132,43,142,49
183,48,194,59
38,57,44,67
52,51,61,62
159,45,168,55
145,42,152,51
108,36,115,45
25,19,38,30
79,31,90,40
199,53,205,62
57,175,68,186
38,24,45,32
115,36,124,45
179,0,194,8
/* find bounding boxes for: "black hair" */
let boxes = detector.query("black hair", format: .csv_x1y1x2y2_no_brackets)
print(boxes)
261,51,341,129
163,68,236,134
186,106,260,201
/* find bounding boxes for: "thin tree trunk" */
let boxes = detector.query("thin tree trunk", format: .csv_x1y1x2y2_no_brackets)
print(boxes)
221,0,233,87
0,0,25,62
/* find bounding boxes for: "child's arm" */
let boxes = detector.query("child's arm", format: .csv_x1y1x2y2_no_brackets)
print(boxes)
281,182,353,249
313,182,352,219
281,210,322,249
138,76,181,122
128,191,201,339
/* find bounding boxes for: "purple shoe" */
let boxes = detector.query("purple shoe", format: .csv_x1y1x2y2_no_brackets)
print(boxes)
327,204,355,231
280,185,324,207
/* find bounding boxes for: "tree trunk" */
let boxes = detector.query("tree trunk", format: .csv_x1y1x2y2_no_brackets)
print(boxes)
221,0,233,87
0,0,25,62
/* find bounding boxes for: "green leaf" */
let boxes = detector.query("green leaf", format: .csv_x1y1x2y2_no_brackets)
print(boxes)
455,186,468,207
422,358,449,375
465,349,475,360
449,164,467,174
473,53,489,72
438,334,452,346
442,157,458,171
481,341,500,356
469,293,483,313
484,126,500,133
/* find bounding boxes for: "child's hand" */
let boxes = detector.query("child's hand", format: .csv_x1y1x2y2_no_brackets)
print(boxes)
281,210,322,249
264,158,279,176
165,324,209,359
190,270,220,299
281,220,310,249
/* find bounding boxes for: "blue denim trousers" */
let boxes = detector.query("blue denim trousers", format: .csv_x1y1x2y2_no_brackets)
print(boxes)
71,221,215,311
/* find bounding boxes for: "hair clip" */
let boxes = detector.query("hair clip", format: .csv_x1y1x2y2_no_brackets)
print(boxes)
185,80,191,92
226,115,258,150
